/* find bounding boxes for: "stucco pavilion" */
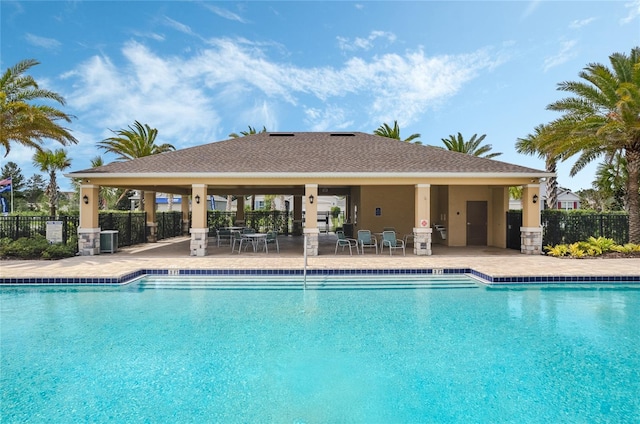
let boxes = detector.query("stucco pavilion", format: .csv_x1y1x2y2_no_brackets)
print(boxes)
67,132,553,256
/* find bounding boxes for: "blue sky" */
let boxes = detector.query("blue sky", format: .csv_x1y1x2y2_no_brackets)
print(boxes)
2,0,639,192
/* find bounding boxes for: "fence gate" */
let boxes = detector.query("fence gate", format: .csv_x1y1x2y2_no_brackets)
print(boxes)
506,211,522,250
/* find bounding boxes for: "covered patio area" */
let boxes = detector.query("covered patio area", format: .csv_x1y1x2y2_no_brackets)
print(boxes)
68,132,553,257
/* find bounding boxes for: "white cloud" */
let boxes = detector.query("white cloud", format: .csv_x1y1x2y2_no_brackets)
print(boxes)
59,38,500,152
24,33,61,50
543,40,578,72
621,0,640,24
163,16,195,36
132,31,165,42
569,17,596,29
202,4,248,23
62,41,221,154
337,31,396,52
304,105,353,131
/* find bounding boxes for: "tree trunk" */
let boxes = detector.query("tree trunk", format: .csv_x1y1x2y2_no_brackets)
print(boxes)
625,148,640,244
545,156,558,210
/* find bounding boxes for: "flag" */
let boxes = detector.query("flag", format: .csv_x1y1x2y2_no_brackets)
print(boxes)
0,177,11,193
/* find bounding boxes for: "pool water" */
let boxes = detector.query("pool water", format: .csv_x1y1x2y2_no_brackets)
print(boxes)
1,277,639,423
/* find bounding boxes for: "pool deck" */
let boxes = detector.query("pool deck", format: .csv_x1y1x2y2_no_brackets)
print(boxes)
1,234,638,284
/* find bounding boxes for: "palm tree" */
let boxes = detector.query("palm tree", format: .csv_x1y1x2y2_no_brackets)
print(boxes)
1,59,78,156
98,121,174,211
32,148,71,217
516,124,561,209
546,47,640,243
440,133,502,159
229,126,267,138
98,120,174,161
374,121,421,143
592,151,628,211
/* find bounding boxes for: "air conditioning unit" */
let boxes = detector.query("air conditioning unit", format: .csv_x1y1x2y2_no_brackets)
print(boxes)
100,230,119,253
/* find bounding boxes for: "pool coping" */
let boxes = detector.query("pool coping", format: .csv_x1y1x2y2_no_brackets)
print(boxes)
1,267,639,286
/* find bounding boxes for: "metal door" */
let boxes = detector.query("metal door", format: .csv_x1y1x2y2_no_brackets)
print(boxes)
466,201,487,245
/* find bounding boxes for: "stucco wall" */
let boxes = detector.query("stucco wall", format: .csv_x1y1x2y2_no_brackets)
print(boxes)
356,186,415,236
448,186,489,246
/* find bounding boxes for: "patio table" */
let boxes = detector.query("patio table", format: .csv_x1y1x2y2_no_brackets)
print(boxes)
241,233,268,252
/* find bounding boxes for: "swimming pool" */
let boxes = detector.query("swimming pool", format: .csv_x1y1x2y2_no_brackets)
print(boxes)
2,276,639,422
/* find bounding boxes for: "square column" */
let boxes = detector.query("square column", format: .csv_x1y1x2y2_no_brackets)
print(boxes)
78,227,101,256
78,185,100,256
304,228,319,256
190,228,209,256
520,226,543,255
413,184,432,255
413,227,433,256
305,184,318,230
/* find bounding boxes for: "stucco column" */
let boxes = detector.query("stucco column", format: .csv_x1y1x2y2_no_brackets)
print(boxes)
144,191,157,243
293,195,303,236
78,184,100,256
304,184,319,255
236,196,245,226
521,184,542,255
190,184,208,256
413,184,432,256
181,195,190,235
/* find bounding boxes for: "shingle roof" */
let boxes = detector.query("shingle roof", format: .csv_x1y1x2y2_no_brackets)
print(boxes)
70,132,545,175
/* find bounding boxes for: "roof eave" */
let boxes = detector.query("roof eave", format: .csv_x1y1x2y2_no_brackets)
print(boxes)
66,171,555,179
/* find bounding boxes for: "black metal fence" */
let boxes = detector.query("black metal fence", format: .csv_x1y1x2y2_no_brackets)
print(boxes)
156,211,183,240
541,211,628,246
0,211,185,249
506,210,629,248
98,212,147,247
0,215,79,245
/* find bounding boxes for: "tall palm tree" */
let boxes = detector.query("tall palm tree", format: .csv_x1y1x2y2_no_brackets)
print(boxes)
1,59,78,156
98,121,174,211
374,121,421,143
98,120,174,161
516,124,561,209
229,125,267,138
440,133,502,159
32,148,71,217
546,47,640,243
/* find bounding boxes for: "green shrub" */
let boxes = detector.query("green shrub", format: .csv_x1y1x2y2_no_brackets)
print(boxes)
0,234,76,260
1,235,50,259
545,244,569,257
546,238,640,258
41,243,76,259
611,243,640,253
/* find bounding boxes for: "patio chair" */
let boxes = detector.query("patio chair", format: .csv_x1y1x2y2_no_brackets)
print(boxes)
382,230,405,256
263,230,279,253
231,230,251,253
357,229,378,254
335,230,359,255
217,228,232,247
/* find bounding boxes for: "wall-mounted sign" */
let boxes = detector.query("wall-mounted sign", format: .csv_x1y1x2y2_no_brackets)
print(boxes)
420,219,428,227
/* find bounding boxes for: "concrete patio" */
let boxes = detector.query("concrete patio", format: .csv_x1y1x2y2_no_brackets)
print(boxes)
1,234,638,282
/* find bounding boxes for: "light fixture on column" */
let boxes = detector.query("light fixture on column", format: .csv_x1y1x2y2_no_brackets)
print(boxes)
308,194,314,204
195,195,201,204
83,195,89,205
532,194,538,204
